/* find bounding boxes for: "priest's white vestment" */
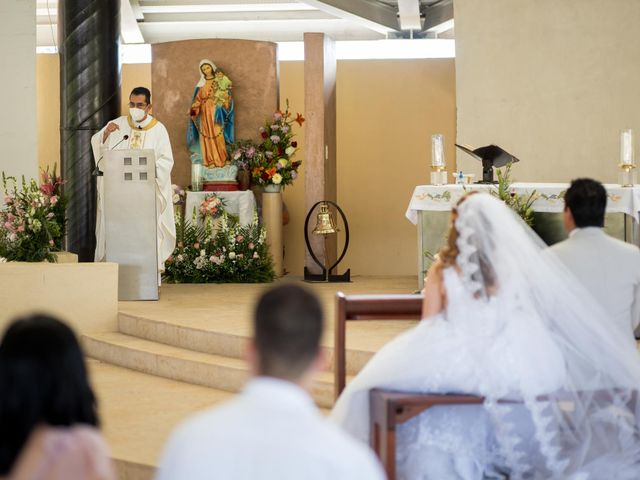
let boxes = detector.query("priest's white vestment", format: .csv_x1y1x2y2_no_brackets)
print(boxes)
91,114,176,271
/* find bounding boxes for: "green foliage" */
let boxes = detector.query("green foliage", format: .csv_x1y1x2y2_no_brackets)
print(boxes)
492,163,536,226
0,166,67,262
164,210,275,284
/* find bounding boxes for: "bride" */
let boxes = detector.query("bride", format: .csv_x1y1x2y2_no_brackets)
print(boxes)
331,192,640,479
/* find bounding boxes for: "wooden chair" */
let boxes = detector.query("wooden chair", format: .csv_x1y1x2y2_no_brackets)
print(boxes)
334,292,423,398
334,292,484,480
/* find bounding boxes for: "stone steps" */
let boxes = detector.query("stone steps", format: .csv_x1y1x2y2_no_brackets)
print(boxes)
118,312,380,376
83,332,338,408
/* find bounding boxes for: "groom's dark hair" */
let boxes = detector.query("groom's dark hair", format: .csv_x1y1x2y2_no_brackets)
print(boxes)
253,284,323,380
564,178,607,228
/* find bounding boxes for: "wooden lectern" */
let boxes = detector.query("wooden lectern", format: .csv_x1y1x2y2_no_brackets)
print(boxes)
103,149,158,300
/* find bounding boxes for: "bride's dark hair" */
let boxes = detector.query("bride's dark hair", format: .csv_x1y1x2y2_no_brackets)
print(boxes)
438,191,496,290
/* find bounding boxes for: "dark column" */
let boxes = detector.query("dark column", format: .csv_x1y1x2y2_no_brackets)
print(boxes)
59,0,120,261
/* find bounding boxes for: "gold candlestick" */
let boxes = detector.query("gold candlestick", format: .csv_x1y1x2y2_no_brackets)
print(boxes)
619,163,636,188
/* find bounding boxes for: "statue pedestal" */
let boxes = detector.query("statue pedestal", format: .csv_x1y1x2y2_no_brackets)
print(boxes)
262,192,283,276
203,181,238,192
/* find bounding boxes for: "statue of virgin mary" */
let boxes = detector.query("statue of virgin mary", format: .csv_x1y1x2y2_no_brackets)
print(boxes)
187,59,235,168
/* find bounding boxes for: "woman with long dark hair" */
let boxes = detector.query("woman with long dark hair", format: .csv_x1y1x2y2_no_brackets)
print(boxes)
0,314,113,479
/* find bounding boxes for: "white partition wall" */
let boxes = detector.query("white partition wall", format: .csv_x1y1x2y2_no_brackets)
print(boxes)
0,0,37,197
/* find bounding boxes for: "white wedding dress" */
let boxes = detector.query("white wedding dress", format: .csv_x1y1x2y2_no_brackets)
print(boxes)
331,193,640,480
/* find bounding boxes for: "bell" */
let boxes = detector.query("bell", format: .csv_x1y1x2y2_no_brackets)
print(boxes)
312,203,338,235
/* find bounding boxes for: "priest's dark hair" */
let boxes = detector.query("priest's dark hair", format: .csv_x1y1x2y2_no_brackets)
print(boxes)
0,314,99,475
253,284,323,380
130,86,151,104
564,178,607,228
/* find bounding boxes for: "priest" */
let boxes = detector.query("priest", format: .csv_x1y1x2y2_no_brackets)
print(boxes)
91,86,176,274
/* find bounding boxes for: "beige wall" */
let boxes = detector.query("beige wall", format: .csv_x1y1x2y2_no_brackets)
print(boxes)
282,59,457,276
455,0,640,183
152,40,279,187
279,63,307,276
36,55,457,276
37,54,60,174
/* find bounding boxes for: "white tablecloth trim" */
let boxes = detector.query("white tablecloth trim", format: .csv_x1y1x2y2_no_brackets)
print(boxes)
185,191,257,227
405,183,640,224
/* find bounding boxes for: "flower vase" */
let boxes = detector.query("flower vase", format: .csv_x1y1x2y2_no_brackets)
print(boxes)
264,184,281,193
191,164,203,192
237,170,251,191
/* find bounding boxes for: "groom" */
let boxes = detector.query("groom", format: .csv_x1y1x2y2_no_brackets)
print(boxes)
548,178,640,339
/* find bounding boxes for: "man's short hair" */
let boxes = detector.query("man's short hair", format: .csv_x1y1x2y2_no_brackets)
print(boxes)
254,284,323,380
564,178,607,228
130,86,151,105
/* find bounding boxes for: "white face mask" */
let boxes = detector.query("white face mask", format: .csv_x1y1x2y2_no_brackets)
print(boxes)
129,107,146,122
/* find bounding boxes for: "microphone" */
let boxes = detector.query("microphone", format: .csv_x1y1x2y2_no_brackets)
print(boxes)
93,134,129,177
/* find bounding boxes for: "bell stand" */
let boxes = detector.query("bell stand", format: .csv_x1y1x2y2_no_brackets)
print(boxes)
303,200,351,282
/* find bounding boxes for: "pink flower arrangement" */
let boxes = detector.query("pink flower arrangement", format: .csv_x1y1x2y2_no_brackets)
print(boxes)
0,166,67,262
199,193,224,219
229,140,258,171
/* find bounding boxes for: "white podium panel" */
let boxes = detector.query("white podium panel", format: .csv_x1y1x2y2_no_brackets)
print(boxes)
104,149,158,300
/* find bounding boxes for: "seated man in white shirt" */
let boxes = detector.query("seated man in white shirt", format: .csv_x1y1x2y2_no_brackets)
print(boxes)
155,284,385,480
548,178,640,339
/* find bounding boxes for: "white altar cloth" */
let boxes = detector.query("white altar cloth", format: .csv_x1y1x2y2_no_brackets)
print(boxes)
406,183,640,224
185,191,257,227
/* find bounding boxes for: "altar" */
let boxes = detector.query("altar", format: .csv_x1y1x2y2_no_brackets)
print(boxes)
185,190,257,226
406,183,640,288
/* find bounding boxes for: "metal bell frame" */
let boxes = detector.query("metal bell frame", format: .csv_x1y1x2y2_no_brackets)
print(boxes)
303,200,351,282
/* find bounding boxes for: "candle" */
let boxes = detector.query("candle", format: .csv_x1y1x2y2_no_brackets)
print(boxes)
621,129,634,165
431,134,445,167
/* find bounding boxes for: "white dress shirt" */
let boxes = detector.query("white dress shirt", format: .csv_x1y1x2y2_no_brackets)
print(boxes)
548,227,640,338
155,377,385,480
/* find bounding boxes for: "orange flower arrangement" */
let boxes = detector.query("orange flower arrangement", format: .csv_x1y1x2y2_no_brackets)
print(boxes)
250,100,303,188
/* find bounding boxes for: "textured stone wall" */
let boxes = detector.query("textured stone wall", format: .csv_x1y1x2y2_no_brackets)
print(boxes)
152,39,278,187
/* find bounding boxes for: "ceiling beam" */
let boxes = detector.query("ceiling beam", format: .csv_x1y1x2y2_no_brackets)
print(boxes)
129,0,145,21
421,0,453,32
398,0,421,31
301,0,399,34
121,0,145,43
141,10,334,23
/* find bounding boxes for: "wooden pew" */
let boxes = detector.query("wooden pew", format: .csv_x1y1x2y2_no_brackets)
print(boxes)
334,292,484,480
